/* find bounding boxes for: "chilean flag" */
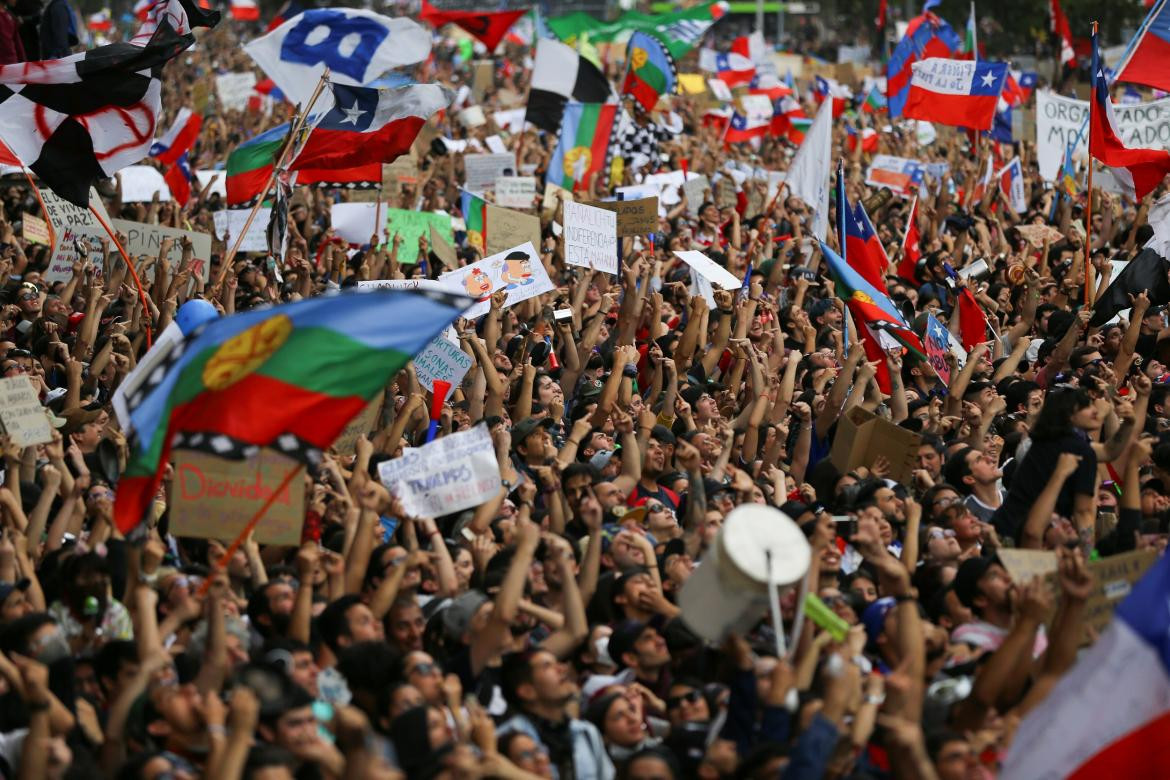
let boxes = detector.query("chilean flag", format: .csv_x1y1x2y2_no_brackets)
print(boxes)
846,126,879,154
896,195,922,282
902,58,1006,130
1002,551,1170,779
1115,0,1170,93
887,12,962,117
725,111,768,144
1050,0,1076,65
150,108,202,167
87,10,112,31
997,156,1027,213
701,50,756,87
164,154,194,206
814,75,851,116
844,199,889,292
1090,28,1170,200
290,82,451,172
230,0,260,21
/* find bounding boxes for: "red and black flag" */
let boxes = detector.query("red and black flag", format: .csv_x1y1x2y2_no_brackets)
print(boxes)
418,0,528,52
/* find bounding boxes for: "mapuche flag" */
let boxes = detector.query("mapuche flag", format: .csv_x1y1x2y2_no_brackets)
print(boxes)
461,190,487,254
418,0,527,52
547,103,618,192
113,289,474,533
622,31,677,112
225,123,287,207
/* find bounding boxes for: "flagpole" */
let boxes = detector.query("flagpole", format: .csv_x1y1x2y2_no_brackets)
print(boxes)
1084,21,1097,308
22,170,55,252
88,204,154,349
197,463,305,598
214,70,331,290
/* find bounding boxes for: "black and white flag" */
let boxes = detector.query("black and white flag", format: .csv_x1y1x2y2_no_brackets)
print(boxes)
525,38,612,133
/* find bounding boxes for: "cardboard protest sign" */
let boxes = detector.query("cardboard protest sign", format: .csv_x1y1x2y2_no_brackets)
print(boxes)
464,153,515,191
495,176,537,209
587,196,659,237
429,224,457,268
169,449,306,546
0,376,53,447
1016,224,1064,248
1078,550,1157,644
413,333,472,401
110,219,213,282
673,250,743,290
331,202,382,245
384,208,454,265
997,549,1059,585
22,213,49,245
924,314,952,385
484,204,540,256
471,60,494,101
355,278,449,293
439,241,554,319
215,71,258,112
330,398,383,456
829,406,922,484
457,105,486,128
563,201,617,274
377,425,500,517
542,181,574,216
119,165,170,202
40,188,108,283
213,208,270,253
683,174,710,217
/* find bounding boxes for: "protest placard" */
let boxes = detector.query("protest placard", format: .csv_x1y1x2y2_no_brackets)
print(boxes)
457,105,487,128
924,314,952,385
0,376,53,447
215,71,258,112
40,188,108,283
542,181,574,216
356,278,449,293
378,425,500,517
331,202,382,245
830,406,922,484
484,135,508,154
674,250,743,290
330,399,383,456
119,165,170,202
865,155,949,196
414,333,472,401
563,201,617,273
683,174,710,217
213,208,271,253
464,153,515,191
430,224,457,267
1035,90,1170,181
169,449,306,546
485,204,541,256
471,60,494,100
997,549,1058,585
110,219,213,282
1079,550,1157,644
587,196,659,237
439,241,554,319
707,78,732,101
384,208,454,264
22,213,49,245
495,176,537,209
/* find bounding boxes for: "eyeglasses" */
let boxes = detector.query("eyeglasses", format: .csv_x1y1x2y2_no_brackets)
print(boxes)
928,528,956,540
666,690,702,709
516,747,548,762
18,292,37,302
932,496,961,508
407,661,440,677
647,503,665,513
1,363,23,373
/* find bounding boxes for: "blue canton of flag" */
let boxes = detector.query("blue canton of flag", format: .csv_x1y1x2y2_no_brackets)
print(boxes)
926,314,949,346
316,83,380,131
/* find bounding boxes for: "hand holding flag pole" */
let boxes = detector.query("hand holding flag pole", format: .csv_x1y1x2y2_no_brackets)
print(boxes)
214,69,332,291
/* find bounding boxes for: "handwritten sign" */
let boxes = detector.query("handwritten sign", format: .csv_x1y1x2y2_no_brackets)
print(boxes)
439,241,554,319
495,176,537,209
22,213,50,245
430,223,457,268
330,399,382,456
1079,550,1157,644
464,153,515,191
997,549,1058,585
169,449,306,546
110,219,212,282
356,278,449,293
542,181,574,217
484,204,540,256
378,425,500,517
0,376,52,447
383,208,454,265
683,174,710,217
413,333,472,401
40,188,109,283
213,208,271,253
924,314,952,386
673,250,742,290
215,71,258,112
563,201,617,274
587,196,659,237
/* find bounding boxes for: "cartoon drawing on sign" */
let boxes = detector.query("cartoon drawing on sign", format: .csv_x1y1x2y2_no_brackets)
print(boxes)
465,267,493,299
498,250,534,290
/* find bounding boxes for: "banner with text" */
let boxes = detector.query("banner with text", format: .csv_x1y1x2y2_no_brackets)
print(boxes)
378,425,500,517
1036,90,1170,181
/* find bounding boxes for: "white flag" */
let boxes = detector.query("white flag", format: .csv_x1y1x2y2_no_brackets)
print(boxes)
785,98,833,241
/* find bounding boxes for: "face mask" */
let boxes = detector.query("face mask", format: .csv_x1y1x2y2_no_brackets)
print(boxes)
35,628,70,666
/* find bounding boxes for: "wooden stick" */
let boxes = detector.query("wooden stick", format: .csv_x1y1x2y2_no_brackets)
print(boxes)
1085,21,1098,308
197,463,305,597
89,205,154,349
22,170,54,251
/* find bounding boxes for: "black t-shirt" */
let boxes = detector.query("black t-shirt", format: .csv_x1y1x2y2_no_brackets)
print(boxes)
997,433,1097,540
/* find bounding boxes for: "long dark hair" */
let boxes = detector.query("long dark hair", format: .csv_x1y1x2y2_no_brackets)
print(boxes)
1031,387,1093,441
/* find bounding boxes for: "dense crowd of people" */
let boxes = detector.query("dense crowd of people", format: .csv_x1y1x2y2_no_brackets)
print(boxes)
0,4,1162,780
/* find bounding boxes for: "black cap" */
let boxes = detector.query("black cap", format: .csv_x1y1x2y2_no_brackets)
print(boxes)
650,424,676,445
511,416,555,449
953,555,997,609
607,615,664,669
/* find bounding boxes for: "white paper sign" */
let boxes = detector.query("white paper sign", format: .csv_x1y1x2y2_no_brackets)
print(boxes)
1035,89,1170,181
40,188,108,283
413,333,473,401
110,219,213,282
213,208,271,253
195,170,226,199
457,105,487,128
683,174,710,217
216,71,258,113
378,425,501,517
674,249,743,289
439,241,554,319
563,201,617,274
0,376,52,447
464,153,516,191
707,78,732,101
119,165,171,202
494,176,537,209
331,202,382,245
484,135,508,154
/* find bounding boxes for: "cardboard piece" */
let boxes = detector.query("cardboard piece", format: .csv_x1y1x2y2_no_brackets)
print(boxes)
563,200,617,274
330,399,383,456
683,174,710,217
429,223,457,268
485,204,540,256
110,219,213,282
997,549,1058,585
542,181,574,217
587,196,659,237
1016,224,1065,248
494,176,537,209
383,209,454,265
471,60,494,101
464,153,515,191
1078,550,1157,644
829,407,922,484
22,213,50,245
0,376,53,447
169,449,306,546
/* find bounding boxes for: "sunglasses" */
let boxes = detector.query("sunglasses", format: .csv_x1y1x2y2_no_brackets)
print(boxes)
407,661,439,677
18,292,37,302
647,503,665,514
667,690,702,709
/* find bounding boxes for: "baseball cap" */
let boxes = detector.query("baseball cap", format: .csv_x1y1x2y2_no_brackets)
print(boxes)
578,378,604,401
441,590,490,640
861,597,897,648
607,615,664,669
61,406,100,436
657,538,686,579
953,555,998,609
510,416,554,449
590,450,616,469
